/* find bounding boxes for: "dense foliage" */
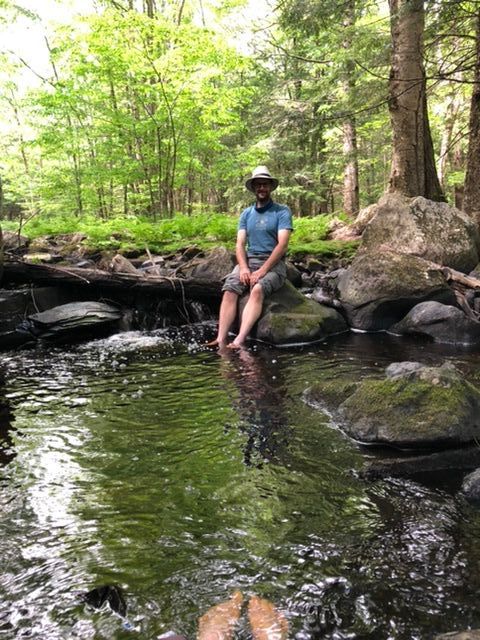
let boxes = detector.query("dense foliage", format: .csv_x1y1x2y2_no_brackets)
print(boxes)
0,0,479,233
1,211,358,257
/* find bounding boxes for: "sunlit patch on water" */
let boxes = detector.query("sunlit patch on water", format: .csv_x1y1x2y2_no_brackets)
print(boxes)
0,329,480,638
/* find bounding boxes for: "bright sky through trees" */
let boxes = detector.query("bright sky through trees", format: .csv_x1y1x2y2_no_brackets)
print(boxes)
1,0,270,89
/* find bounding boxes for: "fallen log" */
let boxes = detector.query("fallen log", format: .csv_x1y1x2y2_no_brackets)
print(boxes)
442,266,480,289
2,259,223,302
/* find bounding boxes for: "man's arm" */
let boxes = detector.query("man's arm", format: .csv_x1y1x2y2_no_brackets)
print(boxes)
235,229,251,285
249,229,291,286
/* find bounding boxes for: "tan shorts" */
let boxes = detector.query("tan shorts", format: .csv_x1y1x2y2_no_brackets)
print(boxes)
222,257,286,298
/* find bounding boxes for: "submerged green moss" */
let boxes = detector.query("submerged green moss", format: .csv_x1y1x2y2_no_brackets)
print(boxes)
305,379,359,409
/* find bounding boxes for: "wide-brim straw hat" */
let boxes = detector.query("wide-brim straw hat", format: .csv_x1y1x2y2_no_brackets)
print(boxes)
245,165,279,193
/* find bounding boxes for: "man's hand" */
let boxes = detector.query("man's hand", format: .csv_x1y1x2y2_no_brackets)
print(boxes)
250,266,267,286
239,266,251,285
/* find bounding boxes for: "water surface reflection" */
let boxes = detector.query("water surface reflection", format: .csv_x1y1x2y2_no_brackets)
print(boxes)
0,331,479,638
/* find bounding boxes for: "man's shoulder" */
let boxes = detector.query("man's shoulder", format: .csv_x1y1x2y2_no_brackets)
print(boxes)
240,204,255,216
271,202,291,214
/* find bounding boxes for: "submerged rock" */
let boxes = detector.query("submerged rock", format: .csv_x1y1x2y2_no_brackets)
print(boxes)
250,281,348,345
337,250,455,330
339,362,480,449
83,585,127,617
390,301,480,345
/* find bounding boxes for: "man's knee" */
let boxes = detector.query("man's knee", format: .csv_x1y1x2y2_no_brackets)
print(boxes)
223,289,239,303
250,284,264,301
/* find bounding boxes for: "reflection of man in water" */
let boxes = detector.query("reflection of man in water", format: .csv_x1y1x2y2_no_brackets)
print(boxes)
207,166,293,350
219,349,290,467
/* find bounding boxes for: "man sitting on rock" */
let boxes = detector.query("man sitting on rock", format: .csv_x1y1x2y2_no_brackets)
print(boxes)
207,166,293,349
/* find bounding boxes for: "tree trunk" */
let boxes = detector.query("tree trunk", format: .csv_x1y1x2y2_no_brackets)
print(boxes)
343,119,360,216
463,7,480,227
144,0,155,17
387,0,444,201
438,92,461,190
342,0,360,217
0,173,3,220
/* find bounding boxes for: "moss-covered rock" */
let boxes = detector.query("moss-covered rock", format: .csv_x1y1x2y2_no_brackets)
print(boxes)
250,280,348,345
304,379,359,411
338,362,480,449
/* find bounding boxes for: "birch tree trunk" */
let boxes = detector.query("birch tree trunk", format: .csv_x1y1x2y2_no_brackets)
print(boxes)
387,0,444,201
463,7,480,227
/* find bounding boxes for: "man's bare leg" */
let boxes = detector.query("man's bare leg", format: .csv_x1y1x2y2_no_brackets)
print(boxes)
205,290,239,348
228,285,264,349
197,591,243,640
247,595,288,640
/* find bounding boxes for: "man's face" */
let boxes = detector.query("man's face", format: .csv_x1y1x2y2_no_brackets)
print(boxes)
252,179,273,203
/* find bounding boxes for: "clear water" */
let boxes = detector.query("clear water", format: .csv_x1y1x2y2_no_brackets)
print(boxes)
1,327,480,640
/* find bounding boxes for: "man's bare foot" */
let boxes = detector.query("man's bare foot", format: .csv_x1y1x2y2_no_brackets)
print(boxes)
204,339,226,349
226,339,246,350
247,595,288,640
197,591,243,640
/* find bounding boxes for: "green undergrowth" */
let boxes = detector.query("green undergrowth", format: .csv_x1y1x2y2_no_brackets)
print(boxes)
2,212,359,259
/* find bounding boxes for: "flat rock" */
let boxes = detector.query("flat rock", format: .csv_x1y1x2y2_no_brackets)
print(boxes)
390,301,480,345
18,301,127,340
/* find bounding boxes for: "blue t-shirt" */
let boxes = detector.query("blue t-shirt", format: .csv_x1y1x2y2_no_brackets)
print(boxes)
238,201,293,256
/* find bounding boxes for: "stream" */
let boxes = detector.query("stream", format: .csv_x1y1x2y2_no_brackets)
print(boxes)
1,327,480,639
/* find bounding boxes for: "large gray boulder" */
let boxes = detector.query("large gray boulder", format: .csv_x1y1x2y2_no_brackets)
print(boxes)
248,280,348,345
362,193,480,272
338,362,480,449
390,301,480,345
337,250,456,330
